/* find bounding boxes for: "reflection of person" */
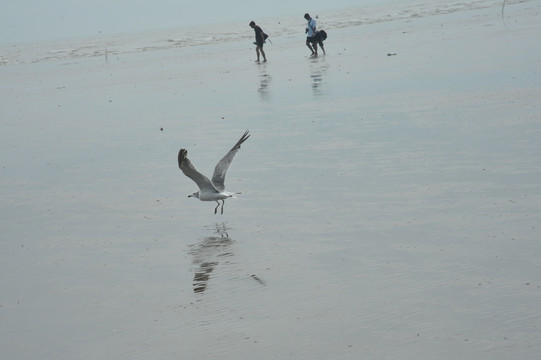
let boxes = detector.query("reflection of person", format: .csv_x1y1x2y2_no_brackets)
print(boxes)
249,21,267,63
304,13,320,56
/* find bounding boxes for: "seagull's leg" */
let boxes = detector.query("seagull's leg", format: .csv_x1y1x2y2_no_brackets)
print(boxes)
221,200,225,214
214,201,220,214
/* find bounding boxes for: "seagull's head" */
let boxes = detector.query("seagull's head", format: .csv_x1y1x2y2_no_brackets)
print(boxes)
188,191,200,199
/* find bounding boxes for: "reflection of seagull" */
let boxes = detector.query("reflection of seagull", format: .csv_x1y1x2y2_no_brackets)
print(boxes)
191,223,232,293
178,131,250,214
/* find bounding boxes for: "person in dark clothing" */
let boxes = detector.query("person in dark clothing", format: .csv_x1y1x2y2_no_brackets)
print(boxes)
249,21,267,62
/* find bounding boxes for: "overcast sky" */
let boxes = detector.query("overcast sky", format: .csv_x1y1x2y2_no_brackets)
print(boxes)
0,0,388,43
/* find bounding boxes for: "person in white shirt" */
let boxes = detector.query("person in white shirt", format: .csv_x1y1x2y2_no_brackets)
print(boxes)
304,13,319,56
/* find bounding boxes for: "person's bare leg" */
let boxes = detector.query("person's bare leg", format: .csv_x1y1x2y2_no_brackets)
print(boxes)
306,41,315,55
320,43,326,55
255,47,260,62
313,43,318,56
260,47,267,62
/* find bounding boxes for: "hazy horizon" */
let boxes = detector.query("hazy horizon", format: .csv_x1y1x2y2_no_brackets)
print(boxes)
1,0,408,44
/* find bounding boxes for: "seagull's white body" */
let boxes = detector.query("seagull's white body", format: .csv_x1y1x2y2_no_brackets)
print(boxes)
194,190,233,202
178,130,250,214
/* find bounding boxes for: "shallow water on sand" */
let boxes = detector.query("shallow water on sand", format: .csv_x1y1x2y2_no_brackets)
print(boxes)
1,1,541,359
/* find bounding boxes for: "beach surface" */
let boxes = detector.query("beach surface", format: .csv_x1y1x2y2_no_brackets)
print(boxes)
1,1,541,359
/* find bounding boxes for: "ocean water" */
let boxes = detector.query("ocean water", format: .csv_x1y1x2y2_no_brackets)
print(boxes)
0,0,500,44
0,0,523,64
1,1,541,359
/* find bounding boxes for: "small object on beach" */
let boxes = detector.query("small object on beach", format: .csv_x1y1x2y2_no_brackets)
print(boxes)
250,274,266,285
160,127,163,131
178,130,250,214
387,53,397,56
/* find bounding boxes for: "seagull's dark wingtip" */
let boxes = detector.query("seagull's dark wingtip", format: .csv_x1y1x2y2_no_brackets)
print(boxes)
178,148,187,168
240,130,250,146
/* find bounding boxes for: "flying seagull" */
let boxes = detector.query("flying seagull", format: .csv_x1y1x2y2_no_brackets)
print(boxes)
178,130,250,214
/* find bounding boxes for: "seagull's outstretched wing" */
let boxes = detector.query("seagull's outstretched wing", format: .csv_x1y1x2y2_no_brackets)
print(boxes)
211,130,250,191
178,149,218,193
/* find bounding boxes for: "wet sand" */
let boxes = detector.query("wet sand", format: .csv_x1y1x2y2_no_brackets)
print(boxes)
1,1,541,359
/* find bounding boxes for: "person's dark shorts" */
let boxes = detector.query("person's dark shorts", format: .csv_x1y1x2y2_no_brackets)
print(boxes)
255,40,264,47
308,36,323,47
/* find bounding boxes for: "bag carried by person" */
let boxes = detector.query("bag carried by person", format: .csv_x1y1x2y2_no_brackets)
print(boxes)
317,30,327,41
263,32,272,45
